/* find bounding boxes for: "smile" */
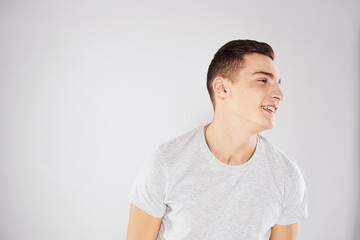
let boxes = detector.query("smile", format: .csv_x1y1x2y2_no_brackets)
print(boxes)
261,105,276,114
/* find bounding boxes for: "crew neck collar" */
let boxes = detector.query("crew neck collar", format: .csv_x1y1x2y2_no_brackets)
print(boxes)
200,124,260,170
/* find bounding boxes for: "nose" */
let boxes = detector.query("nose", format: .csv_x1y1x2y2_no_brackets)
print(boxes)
272,84,284,101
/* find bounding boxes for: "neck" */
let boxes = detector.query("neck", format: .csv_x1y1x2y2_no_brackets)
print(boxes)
204,117,258,166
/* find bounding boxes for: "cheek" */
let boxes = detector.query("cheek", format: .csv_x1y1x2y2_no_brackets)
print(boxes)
230,87,263,110
240,90,261,105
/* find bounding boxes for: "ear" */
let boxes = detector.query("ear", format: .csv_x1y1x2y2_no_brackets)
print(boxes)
212,77,230,99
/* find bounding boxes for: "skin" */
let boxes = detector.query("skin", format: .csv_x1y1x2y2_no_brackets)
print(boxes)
126,204,162,240
205,52,284,165
127,53,299,239
270,223,300,240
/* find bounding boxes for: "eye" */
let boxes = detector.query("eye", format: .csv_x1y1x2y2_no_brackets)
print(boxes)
258,79,267,83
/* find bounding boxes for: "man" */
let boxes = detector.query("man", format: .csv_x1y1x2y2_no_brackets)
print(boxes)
126,39,308,240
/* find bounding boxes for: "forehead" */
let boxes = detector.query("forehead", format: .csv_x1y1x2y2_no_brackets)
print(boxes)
240,53,279,77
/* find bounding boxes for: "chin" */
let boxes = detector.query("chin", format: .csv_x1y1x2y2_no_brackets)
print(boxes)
262,123,275,131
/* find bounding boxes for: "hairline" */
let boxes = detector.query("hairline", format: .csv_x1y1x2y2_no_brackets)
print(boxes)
214,52,273,82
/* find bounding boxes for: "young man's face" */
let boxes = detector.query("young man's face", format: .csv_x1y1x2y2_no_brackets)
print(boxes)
226,53,284,132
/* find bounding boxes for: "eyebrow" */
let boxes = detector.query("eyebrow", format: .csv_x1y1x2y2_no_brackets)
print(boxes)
252,71,281,84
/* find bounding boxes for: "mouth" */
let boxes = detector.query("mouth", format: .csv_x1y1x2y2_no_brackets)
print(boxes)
261,105,277,114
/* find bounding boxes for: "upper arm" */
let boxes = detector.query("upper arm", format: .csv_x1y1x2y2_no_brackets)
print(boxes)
269,222,300,240
126,203,163,240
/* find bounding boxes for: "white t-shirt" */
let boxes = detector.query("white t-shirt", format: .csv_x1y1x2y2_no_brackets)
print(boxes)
128,125,308,240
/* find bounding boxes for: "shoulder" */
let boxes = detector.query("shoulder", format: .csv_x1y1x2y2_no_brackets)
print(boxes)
157,125,202,160
258,134,305,186
258,134,299,171
258,135,307,205
143,125,203,175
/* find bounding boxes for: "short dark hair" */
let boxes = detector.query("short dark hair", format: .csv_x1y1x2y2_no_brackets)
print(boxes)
206,39,275,109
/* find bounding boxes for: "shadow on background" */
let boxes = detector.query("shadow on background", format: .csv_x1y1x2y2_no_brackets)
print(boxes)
354,28,360,240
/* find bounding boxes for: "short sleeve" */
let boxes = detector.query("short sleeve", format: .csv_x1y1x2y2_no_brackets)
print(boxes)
276,162,308,225
127,147,167,218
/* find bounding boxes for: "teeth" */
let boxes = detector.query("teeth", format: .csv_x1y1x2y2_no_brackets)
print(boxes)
262,106,275,113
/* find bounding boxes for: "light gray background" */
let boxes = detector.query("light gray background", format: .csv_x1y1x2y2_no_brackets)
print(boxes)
0,0,359,239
